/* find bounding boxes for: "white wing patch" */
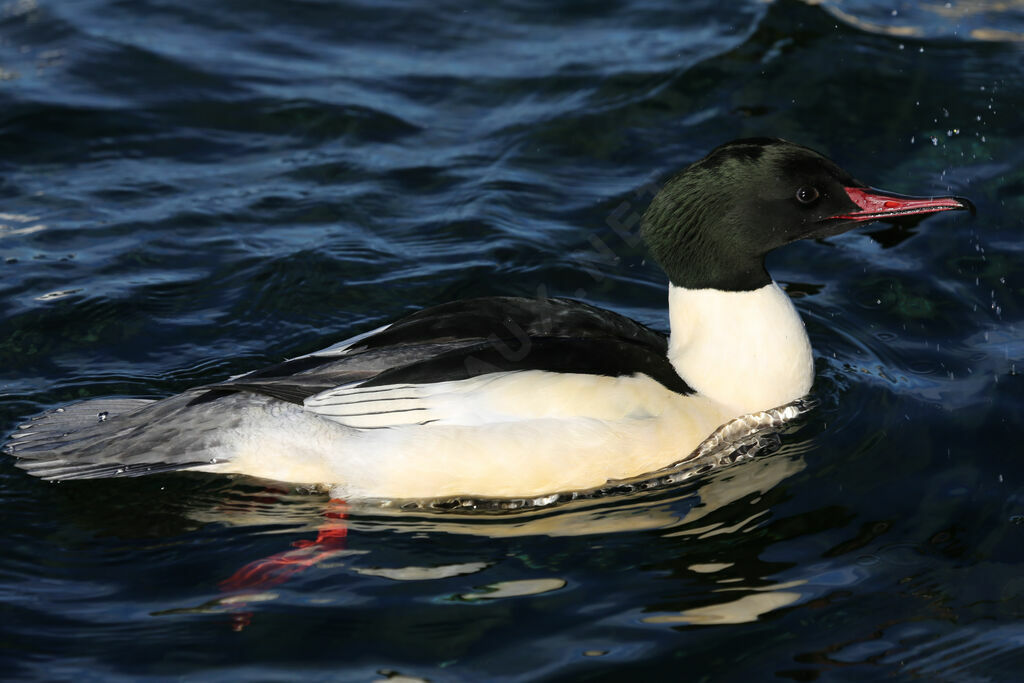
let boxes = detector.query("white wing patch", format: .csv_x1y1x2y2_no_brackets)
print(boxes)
304,370,683,430
304,383,439,429
225,324,396,382
302,323,393,358
303,374,510,429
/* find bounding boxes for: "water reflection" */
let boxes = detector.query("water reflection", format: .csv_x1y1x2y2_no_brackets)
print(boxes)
136,427,826,629
642,582,805,625
808,0,1024,42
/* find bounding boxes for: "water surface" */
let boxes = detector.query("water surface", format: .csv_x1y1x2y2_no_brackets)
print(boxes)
1,0,1022,680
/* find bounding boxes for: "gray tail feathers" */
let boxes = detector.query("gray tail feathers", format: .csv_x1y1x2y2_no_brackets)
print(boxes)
4,392,251,480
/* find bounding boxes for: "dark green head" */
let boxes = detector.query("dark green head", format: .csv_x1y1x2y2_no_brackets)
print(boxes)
642,138,971,291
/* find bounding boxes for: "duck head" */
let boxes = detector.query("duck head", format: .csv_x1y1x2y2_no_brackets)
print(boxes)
642,138,972,291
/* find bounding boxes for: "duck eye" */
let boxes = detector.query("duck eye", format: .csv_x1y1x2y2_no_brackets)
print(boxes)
796,186,820,204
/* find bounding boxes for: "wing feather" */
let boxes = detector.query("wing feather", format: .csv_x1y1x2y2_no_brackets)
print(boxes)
191,297,690,405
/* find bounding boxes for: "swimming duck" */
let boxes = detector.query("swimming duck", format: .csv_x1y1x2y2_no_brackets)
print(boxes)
5,138,969,500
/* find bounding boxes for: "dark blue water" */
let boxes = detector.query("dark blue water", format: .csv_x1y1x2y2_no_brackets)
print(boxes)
2,0,1022,679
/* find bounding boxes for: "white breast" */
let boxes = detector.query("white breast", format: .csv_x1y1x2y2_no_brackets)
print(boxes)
666,282,814,414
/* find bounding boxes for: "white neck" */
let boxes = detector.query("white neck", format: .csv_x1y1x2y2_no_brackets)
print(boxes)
666,282,813,414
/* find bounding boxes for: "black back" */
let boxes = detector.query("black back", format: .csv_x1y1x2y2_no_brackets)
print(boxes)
191,296,692,405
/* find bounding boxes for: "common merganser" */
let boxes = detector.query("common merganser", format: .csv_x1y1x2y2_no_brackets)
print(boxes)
4,138,970,500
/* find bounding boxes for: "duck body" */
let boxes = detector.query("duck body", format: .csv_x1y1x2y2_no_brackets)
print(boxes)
7,288,805,499
4,139,969,499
